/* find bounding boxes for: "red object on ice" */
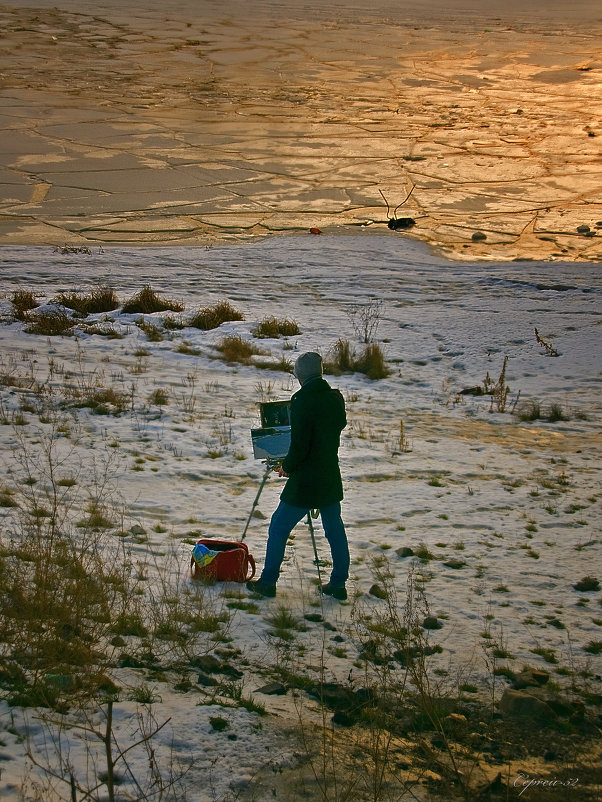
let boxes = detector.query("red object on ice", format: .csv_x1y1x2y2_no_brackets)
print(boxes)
309,227,322,235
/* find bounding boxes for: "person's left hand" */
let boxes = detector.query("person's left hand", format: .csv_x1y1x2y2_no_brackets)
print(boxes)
277,466,289,478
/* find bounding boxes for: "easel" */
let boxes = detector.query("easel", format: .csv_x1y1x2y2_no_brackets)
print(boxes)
241,459,275,542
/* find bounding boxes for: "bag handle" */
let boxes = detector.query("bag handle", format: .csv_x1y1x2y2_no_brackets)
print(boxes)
246,553,256,580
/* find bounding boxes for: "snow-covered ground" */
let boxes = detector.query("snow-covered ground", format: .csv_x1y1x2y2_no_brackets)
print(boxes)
0,235,600,800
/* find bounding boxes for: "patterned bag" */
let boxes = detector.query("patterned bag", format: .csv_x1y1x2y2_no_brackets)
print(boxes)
190,539,256,583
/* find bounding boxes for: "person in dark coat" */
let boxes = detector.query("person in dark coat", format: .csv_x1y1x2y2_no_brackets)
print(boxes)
247,352,350,600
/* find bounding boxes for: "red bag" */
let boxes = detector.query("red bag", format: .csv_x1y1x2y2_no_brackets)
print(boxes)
190,539,256,583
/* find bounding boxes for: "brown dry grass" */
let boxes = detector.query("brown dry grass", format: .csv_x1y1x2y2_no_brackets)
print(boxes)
252,316,300,338
122,285,184,314
189,300,243,330
324,338,390,379
55,286,119,316
11,290,38,320
216,335,265,364
25,311,75,336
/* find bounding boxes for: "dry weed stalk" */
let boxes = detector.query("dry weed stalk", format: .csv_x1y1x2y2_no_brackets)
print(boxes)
347,301,384,344
487,355,510,413
275,569,421,802
0,422,222,799
0,423,137,703
534,327,559,357
24,699,188,802
142,547,232,668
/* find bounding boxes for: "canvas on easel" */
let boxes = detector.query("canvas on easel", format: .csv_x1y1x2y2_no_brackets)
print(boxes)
251,401,291,461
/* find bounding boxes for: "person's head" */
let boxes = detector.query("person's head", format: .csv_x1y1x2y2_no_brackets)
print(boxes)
294,352,323,385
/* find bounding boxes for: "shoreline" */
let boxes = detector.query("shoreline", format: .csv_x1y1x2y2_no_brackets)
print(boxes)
2,229,602,268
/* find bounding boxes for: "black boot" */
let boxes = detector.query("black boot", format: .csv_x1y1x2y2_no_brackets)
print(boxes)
321,582,347,601
246,578,276,598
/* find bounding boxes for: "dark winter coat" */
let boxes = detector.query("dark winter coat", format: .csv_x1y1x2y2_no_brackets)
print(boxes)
281,377,346,509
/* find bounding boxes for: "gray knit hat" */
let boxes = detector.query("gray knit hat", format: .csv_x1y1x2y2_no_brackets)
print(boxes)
294,352,323,384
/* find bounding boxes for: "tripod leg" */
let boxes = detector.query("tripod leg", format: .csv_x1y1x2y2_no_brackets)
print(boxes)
306,512,323,586
241,463,272,541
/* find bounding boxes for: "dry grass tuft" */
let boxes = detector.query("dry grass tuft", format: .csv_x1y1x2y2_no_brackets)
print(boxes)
11,290,38,320
0,525,132,704
327,338,355,372
252,316,300,338
0,487,18,508
189,300,243,330
122,285,184,315
55,286,119,316
25,311,75,336
324,338,390,380
162,314,185,330
216,335,265,364
80,323,123,339
516,399,570,424
254,355,293,373
70,386,130,416
354,343,390,380
149,388,169,406
136,319,164,342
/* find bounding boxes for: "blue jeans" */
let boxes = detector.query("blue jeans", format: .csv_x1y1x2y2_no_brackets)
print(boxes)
260,501,349,588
